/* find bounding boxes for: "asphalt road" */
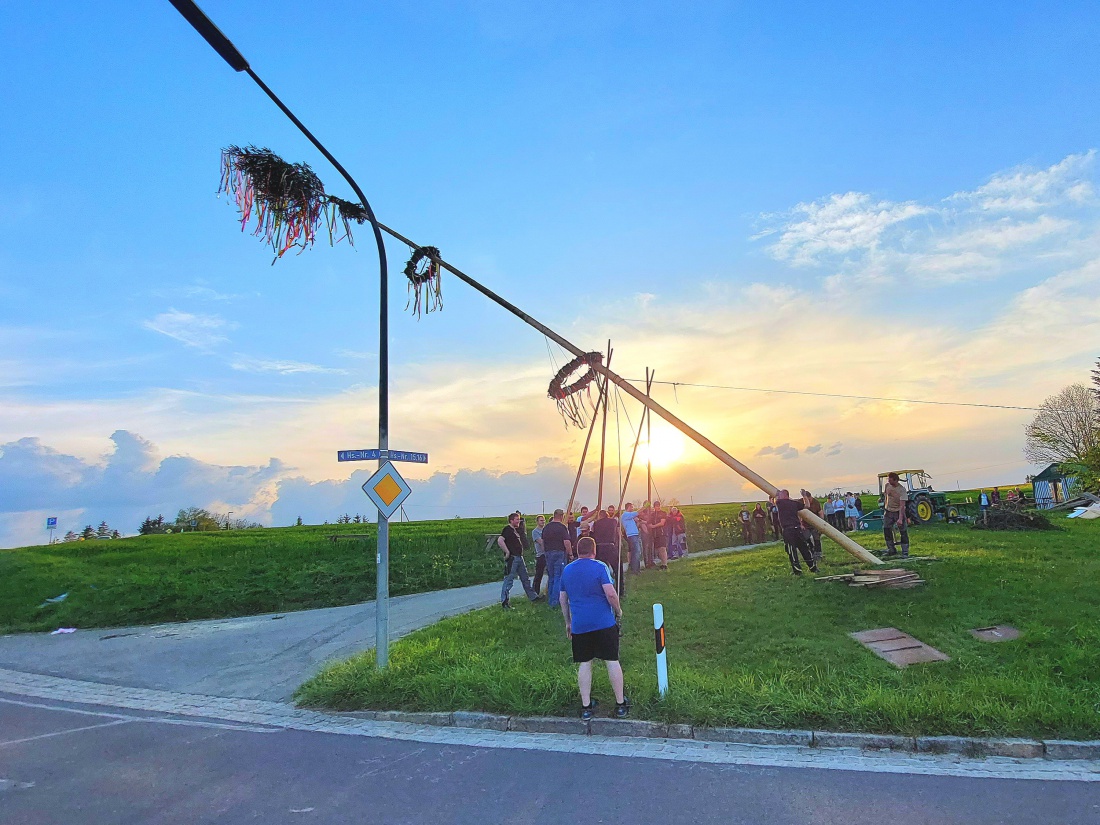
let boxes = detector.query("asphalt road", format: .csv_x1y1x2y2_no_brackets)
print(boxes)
2,695,1098,825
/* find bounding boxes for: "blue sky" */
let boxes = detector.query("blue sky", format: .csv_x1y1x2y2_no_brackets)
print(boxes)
2,2,1098,545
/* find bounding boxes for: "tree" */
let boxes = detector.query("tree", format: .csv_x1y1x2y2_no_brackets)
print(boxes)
139,515,168,535
96,521,111,538
1093,356,1100,423
295,516,303,527
63,531,78,542
1024,383,1100,465
176,507,221,532
81,525,95,540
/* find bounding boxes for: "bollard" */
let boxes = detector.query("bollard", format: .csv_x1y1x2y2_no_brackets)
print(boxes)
653,603,668,698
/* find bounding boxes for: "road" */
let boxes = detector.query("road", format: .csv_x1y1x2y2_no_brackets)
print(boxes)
1,566,1098,823
2,692,1098,825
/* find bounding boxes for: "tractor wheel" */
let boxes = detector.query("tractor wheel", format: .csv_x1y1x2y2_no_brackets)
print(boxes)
945,505,960,522
912,495,935,523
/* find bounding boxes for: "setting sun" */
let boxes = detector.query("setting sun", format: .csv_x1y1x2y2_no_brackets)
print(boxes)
637,428,688,469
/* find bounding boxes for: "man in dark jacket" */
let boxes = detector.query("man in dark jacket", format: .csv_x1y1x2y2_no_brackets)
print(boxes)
775,489,817,575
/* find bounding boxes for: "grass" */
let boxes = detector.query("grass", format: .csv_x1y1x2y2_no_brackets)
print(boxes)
0,519,507,633
0,500,809,635
296,518,1100,740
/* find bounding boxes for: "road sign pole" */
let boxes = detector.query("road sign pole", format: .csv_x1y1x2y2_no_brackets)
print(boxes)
376,203,390,671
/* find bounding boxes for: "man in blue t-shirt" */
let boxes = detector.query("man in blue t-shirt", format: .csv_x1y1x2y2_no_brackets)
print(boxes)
620,503,642,575
560,537,629,720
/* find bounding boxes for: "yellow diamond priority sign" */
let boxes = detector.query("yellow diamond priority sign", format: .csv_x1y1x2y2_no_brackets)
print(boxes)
362,461,412,519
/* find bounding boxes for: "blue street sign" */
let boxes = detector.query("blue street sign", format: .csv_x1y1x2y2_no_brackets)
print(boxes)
338,449,380,462
338,449,428,464
388,450,428,464
46,517,57,529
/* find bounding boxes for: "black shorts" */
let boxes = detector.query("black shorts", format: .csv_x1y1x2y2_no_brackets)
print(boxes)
571,624,620,663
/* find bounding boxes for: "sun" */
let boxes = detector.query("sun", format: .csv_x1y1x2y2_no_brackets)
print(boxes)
638,428,687,469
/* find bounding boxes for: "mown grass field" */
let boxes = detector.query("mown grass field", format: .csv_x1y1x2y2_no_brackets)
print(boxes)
0,520,507,633
296,518,1099,740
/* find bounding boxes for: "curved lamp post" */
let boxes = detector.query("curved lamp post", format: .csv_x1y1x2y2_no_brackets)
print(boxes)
167,0,396,666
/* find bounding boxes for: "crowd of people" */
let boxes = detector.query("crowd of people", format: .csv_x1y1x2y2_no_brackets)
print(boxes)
493,484,911,717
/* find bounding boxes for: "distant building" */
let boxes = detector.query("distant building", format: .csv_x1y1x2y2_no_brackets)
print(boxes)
1030,464,1080,509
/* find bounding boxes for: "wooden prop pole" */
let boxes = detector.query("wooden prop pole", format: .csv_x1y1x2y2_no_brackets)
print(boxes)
371,223,882,566
597,340,611,511
617,390,647,511
646,369,653,505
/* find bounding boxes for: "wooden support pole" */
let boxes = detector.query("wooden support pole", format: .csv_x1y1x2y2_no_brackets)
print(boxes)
371,222,882,566
564,351,612,524
617,391,647,511
646,369,653,506
597,340,611,511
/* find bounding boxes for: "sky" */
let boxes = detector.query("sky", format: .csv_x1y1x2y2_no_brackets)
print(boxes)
2,1,1099,547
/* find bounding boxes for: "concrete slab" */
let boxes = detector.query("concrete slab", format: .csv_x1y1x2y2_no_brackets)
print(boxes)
970,625,1021,643
850,628,950,668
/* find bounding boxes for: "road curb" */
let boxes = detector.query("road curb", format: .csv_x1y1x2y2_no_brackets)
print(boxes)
344,709,1095,761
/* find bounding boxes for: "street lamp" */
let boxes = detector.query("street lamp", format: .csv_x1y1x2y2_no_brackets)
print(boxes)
168,0,393,666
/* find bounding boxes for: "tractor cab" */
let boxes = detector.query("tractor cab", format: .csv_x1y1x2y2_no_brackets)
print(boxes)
877,470,957,524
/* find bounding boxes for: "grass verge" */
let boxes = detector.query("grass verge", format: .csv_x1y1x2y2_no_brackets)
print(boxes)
296,519,1100,739
0,520,506,633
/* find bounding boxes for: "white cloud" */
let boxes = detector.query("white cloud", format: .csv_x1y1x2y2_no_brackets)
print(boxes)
763,192,929,266
957,151,1095,212
230,356,349,375
761,152,1098,288
142,310,235,350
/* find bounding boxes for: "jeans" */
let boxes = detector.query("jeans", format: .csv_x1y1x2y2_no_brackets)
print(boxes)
626,535,642,574
883,510,909,557
501,555,538,603
669,533,687,559
532,554,546,594
545,551,567,607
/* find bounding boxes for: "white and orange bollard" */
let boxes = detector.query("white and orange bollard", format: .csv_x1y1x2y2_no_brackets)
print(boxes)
653,603,669,698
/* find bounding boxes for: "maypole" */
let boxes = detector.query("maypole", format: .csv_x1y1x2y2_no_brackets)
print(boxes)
167,1,882,568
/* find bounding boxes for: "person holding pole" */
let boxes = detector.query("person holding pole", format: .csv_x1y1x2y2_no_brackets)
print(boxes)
775,489,818,575
498,513,543,609
620,502,642,575
542,509,572,608
560,536,630,720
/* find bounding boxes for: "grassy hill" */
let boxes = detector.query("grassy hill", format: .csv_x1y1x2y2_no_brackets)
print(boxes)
0,519,506,633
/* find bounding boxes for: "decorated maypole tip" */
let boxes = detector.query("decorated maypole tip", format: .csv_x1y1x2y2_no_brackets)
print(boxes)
403,246,443,318
218,145,368,261
548,351,604,428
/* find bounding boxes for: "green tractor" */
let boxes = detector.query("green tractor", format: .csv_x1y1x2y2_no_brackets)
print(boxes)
877,470,959,524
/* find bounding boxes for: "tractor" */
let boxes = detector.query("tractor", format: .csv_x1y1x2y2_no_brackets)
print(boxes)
877,470,959,524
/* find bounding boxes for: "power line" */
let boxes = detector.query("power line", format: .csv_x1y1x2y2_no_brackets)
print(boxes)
624,379,1039,412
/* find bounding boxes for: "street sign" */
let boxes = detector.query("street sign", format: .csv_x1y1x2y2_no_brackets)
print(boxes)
362,461,412,519
46,517,57,529
338,448,428,464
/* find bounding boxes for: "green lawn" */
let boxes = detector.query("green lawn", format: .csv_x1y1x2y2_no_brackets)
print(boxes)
296,518,1100,740
0,519,507,633
0,504,799,635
